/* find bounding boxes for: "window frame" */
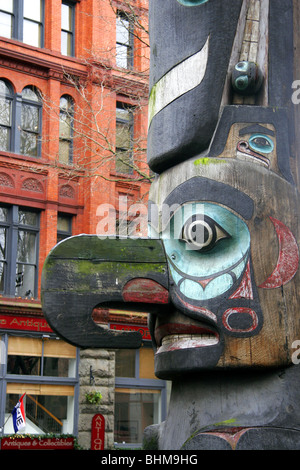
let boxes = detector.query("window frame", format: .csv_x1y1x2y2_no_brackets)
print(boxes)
61,1,76,57
0,0,45,48
0,80,14,153
0,331,79,436
20,86,42,158
59,95,74,164
115,101,134,175
0,80,42,159
114,343,167,448
57,213,73,243
116,10,134,69
0,205,40,298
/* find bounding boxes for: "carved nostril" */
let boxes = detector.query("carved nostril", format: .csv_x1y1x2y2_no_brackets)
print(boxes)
238,141,249,150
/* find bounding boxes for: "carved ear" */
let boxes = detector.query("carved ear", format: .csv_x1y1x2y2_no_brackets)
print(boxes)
41,236,168,349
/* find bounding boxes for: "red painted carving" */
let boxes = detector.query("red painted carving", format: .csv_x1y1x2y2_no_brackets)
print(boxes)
259,217,299,289
229,261,253,299
222,308,258,333
122,278,169,304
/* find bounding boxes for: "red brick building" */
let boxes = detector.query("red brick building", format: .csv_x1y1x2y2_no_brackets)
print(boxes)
0,0,167,449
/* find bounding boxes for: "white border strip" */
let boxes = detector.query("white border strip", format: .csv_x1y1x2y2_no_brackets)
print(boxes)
148,36,209,127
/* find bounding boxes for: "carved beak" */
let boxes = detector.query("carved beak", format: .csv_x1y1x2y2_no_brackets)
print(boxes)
41,235,169,349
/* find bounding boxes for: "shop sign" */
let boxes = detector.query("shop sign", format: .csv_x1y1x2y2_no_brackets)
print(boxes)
110,323,151,340
91,414,105,450
0,315,52,333
0,437,75,450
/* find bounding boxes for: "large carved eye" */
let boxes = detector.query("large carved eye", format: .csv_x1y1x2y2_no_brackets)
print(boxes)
249,134,274,154
180,214,231,252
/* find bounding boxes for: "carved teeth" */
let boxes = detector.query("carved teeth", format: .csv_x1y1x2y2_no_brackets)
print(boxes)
162,334,217,345
157,334,218,353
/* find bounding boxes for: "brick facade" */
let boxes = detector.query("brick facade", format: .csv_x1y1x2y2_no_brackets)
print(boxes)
0,0,156,449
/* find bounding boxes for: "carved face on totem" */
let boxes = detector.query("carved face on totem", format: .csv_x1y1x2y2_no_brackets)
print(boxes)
147,107,300,380
146,0,300,379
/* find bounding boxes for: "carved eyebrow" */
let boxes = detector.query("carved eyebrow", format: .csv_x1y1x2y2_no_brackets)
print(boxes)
148,177,254,232
239,124,275,137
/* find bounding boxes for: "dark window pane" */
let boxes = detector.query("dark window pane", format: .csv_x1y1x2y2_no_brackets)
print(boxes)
0,227,7,260
115,349,136,377
0,98,11,126
0,207,8,222
43,357,71,377
20,130,38,156
0,261,5,291
21,103,39,131
17,230,36,263
7,355,41,375
57,214,71,233
114,391,160,444
22,87,40,102
15,263,35,297
18,210,38,226
0,126,10,151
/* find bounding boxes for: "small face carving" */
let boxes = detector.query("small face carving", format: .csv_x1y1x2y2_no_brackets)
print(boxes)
225,123,278,173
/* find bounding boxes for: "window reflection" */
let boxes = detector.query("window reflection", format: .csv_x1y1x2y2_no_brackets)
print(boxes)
116,103,133,174
23,0,43,47
59,95,74,164
0,79,12,152
20,86,41,157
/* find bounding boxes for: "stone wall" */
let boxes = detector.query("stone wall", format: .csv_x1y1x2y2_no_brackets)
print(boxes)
77,348,116,450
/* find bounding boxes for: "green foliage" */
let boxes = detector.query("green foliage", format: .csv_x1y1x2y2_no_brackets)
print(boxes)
85,390,103,405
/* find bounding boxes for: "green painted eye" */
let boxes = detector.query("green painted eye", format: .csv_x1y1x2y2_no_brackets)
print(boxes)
249,134,274,154
177,0,209,6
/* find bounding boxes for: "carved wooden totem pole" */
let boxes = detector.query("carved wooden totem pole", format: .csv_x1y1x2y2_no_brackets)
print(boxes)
41,0,300,450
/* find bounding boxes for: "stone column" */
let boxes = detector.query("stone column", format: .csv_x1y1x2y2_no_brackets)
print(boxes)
77,348,116,450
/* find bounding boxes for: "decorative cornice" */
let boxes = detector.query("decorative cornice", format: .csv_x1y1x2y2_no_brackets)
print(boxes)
0,45,88,82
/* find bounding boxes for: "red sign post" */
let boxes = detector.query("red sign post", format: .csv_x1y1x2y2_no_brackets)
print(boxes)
91,414,105,450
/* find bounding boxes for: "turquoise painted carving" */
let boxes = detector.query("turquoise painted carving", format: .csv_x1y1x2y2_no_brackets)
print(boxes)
160,203,251,301
248,134,274,154
176,0,209,6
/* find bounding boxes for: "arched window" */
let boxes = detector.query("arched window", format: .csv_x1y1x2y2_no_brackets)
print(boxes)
59,95,74,164
0,82,42,158
20,86,42,157
0,79,13,152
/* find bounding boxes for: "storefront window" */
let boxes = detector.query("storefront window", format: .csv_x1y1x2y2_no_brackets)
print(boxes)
115,389,161,444
5,384,74,434
114,344,166,447
0,334,78,436
7,336,77,377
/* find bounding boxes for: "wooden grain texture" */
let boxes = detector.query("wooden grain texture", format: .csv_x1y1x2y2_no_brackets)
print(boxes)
41,236,168,349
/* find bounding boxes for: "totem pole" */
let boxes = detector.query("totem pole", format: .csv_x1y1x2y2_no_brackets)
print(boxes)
41,0,300,449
